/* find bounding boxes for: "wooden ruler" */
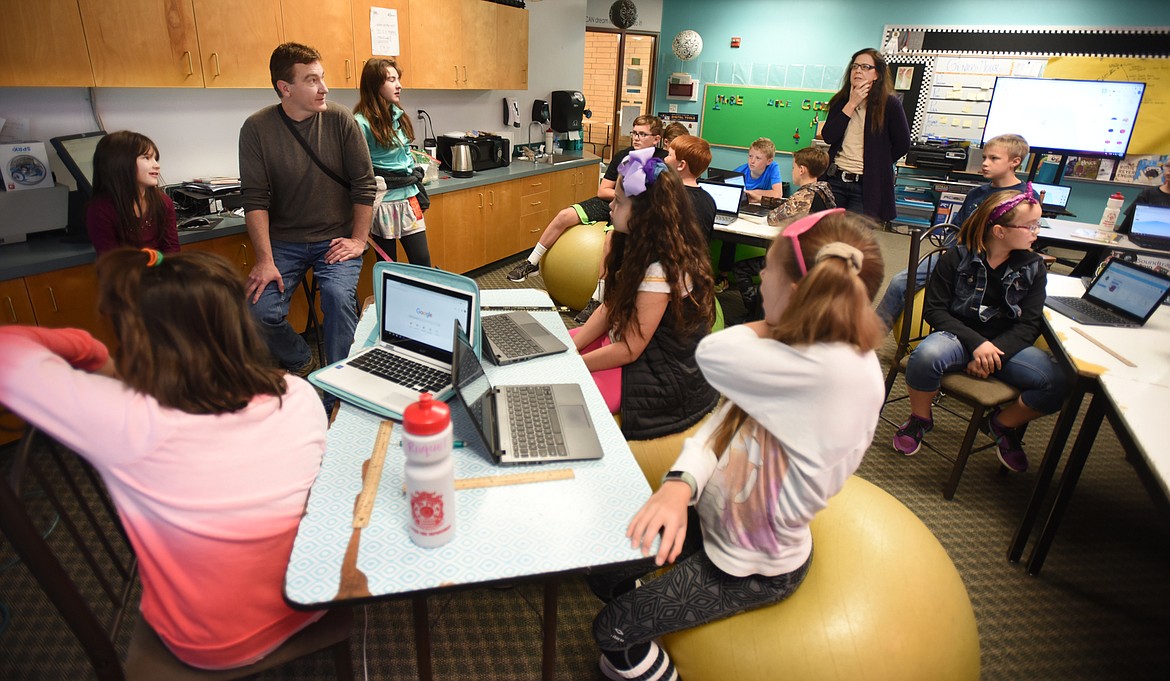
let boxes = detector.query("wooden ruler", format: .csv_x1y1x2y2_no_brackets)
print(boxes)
352,420,394,528
401,468,575,494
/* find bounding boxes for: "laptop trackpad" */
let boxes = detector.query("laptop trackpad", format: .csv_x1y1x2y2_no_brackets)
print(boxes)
560,405,590,429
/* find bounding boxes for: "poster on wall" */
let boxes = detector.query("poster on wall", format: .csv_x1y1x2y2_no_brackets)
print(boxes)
658,112,698,135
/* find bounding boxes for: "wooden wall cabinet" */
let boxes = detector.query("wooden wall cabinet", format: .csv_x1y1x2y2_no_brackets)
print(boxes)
0,1,94,87
353,0,412,78
282,0,359,89
496,5,529,90
483,180,522,263
192,0,284,88
78,0,204,87
406,0,462,89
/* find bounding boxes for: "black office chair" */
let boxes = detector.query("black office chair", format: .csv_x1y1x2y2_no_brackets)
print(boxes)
0,426,354,680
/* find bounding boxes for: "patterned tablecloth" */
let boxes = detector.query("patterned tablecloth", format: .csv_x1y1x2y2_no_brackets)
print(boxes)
285,289,656,607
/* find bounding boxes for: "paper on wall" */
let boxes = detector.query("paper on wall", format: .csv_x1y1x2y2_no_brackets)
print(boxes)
370,7,400,57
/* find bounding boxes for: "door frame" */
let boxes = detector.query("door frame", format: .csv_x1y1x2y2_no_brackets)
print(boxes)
585,26,658,159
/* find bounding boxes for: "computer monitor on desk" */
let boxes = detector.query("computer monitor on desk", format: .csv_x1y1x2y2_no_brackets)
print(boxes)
50,131,105,198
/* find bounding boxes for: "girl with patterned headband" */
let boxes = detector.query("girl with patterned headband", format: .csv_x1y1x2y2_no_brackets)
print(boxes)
894,186,1069,473
571,146,719,442
588,209,887,681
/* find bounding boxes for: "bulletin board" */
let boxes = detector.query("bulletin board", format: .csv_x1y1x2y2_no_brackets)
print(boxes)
699,84,835,153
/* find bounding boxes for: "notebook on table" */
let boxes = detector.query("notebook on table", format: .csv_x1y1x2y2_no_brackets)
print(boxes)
481,310,568,366
310,269,475,414
1128,204,1170,251
697,180,744,226
452,324,603,464
1045,258,1170,327
1032,182,1075,218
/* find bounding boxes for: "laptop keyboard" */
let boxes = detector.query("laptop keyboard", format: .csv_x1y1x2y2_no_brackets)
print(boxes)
504,386,567,458
483,314,544,359
1052,296,1132,325
348,348,450,392
714,213,736,226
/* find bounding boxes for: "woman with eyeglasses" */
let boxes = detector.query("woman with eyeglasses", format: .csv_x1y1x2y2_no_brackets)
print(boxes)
821,48,911,223
893,187,1068,474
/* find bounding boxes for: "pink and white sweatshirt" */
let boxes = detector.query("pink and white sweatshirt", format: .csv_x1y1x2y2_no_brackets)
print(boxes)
0,326,328,670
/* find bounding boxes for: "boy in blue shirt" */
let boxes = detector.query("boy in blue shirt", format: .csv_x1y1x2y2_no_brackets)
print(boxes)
734,137,785,202
876,133,1029,326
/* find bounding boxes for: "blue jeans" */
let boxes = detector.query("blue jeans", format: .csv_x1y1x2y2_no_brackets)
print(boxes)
249,239,362,369
876,230,958,326
826,175,864,214
904,331,1068,414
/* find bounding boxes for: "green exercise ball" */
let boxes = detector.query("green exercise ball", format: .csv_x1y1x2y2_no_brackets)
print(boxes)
541,222,608,311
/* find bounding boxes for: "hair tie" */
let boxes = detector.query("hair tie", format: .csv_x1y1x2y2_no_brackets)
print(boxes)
616,147,665,197
141,248,164,267
815,242,864,274
987,182,1037,225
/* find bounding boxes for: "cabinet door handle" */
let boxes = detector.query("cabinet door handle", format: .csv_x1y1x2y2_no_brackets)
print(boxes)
454,66,459,86
211,52,221,76
488,190,495,208
47,287,59,313
183,51,193,76
529,200,542,207
345,59,352,81
529,228,541,233
477,193,484,209
462,65,468,84
238,243,249,266
5,297,16,323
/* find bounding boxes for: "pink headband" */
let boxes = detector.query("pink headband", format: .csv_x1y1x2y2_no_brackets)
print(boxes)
781,208,846,276
987,182,1038,224
616,147,666,196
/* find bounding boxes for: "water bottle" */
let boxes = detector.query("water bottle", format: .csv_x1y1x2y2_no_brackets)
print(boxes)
1099,192,1124,231
402,392,455,548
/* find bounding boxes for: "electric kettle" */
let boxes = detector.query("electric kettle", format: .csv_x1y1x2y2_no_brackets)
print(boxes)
450,143,474,178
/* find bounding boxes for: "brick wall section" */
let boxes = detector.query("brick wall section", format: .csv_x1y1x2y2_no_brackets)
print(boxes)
583,32,618,148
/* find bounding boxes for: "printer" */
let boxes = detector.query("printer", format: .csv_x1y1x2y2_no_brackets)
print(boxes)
907,139,969,171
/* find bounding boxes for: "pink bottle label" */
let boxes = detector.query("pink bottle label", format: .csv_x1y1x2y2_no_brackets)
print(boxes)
410,490,449,533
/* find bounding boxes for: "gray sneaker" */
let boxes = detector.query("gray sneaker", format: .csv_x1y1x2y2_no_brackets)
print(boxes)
574,299,600,324
507,260,540,282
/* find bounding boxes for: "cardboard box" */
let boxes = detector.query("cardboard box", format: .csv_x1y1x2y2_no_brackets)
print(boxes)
1,141,54,191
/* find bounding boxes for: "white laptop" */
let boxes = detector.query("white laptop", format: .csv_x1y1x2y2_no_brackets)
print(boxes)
1045,258,1170,327
311,269,474,413
1032,182,1074,218
697,180,744,226
1128,204,1170,251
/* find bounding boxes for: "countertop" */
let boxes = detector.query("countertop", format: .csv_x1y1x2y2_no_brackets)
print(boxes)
0,154,600,281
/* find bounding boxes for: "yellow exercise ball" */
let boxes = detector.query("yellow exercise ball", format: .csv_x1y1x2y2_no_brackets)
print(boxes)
541,222,608,311
662,476,980,681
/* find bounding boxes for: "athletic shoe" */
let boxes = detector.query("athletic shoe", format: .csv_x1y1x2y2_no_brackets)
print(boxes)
981,408,1029,473
506,260,539,282
893,414,933,456
574,298,600,324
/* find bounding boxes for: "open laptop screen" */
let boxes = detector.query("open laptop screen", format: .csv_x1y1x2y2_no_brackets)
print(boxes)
381,271,474,362
697,181,743,213
1032,182,1071,208
1088,258,1170,319
1131,205,1170,243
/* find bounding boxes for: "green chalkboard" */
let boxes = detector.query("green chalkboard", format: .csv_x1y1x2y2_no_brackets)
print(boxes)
700,84,836,153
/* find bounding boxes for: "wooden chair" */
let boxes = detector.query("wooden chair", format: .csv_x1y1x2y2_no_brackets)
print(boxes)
0,427,354,681
880,224,1018,500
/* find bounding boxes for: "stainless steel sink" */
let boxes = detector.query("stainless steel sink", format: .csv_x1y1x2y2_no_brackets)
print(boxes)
551,153,585,165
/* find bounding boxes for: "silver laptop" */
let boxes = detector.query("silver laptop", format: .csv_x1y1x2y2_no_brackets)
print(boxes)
697,180,744,226
312,270,475,412
1045,258,1170,327
452,325,603,464
1128,204,1170,251
1032,182,1075,218
481,311,568,366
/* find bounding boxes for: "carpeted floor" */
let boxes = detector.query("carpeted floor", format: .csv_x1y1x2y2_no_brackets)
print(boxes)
2,231,1169,680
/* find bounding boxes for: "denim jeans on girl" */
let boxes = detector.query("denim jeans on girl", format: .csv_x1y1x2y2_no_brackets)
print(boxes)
904,331,1068,414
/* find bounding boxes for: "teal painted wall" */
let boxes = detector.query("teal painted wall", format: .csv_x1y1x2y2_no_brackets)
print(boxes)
655,0,1170,216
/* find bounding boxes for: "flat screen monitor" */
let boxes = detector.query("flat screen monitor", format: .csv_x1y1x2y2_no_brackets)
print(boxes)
50,131,105,197
981,77,1145,158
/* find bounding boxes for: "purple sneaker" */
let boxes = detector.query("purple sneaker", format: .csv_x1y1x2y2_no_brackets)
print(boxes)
893,414,933,456
982,408,1028,473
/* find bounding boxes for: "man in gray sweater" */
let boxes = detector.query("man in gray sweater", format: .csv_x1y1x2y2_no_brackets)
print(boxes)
240,42,375,378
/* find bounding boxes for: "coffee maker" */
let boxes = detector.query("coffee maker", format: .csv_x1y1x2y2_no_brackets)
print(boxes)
550,90,586,133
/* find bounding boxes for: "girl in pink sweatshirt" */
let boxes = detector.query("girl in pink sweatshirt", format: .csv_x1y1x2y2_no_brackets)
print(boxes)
0,248,328,670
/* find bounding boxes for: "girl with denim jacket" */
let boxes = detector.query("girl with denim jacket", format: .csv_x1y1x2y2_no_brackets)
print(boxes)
893,186,1068,473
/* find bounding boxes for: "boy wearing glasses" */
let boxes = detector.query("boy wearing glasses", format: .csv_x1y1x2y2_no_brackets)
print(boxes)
876,133,1030,326
508,115,666,322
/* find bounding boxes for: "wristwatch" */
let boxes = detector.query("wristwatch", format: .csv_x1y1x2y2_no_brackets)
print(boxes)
661,470,697,498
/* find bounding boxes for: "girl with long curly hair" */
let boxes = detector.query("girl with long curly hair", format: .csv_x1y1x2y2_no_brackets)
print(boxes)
571,146,719,441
